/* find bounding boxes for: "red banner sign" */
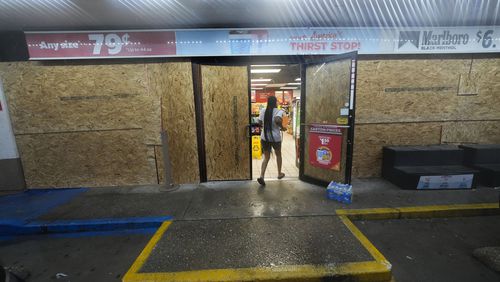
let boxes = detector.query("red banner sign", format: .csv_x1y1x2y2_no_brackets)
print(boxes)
254,91,274,103
26,31,176,59
309,124,343,171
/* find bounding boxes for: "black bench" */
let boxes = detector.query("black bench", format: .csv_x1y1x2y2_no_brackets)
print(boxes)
382,145,479,190
460,144,500,187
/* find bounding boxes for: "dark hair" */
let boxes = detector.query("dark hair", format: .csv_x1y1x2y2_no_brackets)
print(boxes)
264,96,277,142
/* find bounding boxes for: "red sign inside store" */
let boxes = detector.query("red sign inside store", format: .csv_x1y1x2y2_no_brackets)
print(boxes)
25,31,176,59
255,91,273,103
308,124,343,171
255,90,292,103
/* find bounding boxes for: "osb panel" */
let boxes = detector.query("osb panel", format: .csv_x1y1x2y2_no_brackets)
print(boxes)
202,65,250,181
442,121,500,144
16,130,157,188
149,62,199,184
304,58,351,182
0,62,161,144
356,59,471,123
455,58,500,121
305,58,351,124
352,123,442,177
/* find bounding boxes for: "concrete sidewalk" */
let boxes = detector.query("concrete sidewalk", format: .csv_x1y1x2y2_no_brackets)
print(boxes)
34,178,499,222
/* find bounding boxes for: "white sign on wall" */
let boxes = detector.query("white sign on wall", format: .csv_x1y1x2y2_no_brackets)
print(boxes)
0,80,19,159
417,174,474,189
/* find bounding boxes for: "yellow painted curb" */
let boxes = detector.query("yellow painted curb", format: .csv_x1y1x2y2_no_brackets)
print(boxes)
337,203,500,221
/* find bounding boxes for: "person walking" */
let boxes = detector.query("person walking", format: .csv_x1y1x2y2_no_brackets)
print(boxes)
257,96,286,186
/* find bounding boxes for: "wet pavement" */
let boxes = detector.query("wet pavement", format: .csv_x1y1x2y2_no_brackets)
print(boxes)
355,215,500,282
140,216,371,273
0,232,152,282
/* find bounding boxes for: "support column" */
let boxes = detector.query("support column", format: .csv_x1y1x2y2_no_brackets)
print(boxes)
0,80,25,191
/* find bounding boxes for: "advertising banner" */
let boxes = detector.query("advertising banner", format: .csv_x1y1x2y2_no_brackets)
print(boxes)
26,31,176,59
308,124,343,171
25,26,500,59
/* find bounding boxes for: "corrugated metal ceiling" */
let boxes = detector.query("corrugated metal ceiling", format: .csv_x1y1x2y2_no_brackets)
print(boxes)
0,0,498,31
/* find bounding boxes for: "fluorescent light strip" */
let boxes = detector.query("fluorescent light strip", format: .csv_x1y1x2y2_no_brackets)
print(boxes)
280,87,298,90
251,83,268,86
295,78,301,81
251,64,286,67
287,82,301,85
251,78,272,82
251,69,281,74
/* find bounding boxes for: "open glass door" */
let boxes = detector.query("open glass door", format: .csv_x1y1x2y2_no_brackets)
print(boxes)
299,52,357,186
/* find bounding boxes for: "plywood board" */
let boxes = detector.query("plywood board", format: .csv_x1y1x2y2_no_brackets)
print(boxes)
202,65,250,181
0,61,164,188
304,58,351,182
352,123,442,177
16,130,156,188
0,62,161,144
149,62,200,184
441,121,500,144
455,58,500,121
356,59,471,123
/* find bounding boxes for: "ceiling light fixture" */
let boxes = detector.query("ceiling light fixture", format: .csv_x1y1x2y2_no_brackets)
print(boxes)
265,83,287,87
251,64,286,67
251,78,272,82
251,83,268,86
287,82,301,85
280,87,298,90
295,78,301,81
251,87,263,90
251,69,281,74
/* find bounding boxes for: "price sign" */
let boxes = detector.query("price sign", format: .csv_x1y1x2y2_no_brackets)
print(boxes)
26,31,176,59
476,30,496,49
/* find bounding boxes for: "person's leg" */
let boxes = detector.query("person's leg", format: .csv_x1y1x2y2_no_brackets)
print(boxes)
260,150,270,179
274,142,285,179
258,140,271,185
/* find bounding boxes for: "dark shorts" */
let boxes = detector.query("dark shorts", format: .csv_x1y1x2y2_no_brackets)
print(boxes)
261,139,282,152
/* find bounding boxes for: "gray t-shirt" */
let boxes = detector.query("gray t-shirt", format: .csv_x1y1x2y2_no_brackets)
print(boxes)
258,108,284,142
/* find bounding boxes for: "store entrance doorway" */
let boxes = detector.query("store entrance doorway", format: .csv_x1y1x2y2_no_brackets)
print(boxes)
193,52,357,185
250,64,301,180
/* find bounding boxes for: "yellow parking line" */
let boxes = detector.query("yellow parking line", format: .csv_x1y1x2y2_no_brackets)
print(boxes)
339,215,390,264
125,261,391,282
123,221,172,282
124,203,498,282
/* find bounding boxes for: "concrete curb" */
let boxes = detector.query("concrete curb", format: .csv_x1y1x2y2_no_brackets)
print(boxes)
0,216,173,236
337,203,500,220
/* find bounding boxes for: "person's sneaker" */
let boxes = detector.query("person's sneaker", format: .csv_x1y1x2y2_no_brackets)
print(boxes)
278,173,286,179
257,177,266,186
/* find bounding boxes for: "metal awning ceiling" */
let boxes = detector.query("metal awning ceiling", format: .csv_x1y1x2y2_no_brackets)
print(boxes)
0,0,499,31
